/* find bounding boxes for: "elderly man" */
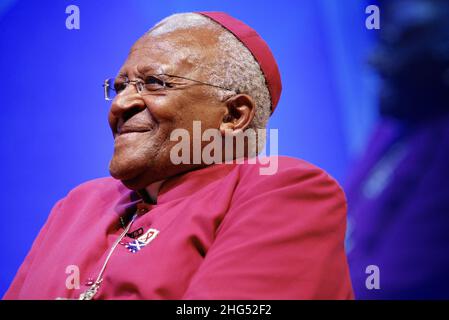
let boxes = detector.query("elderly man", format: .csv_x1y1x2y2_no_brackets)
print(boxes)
4,12,353,300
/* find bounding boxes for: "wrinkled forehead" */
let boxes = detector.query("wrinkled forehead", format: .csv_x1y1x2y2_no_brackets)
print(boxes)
122,27,221,76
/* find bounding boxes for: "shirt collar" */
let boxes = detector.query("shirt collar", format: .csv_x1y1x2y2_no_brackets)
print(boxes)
144,180,165,203
114,163,238,218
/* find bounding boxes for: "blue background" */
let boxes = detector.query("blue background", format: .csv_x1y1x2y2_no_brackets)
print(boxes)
0,0,377,296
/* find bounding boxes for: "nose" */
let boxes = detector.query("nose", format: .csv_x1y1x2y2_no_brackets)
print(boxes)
108,85,146,134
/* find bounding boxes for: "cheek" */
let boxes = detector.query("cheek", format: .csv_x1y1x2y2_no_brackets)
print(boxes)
145,92,224,140
148,96,190,129
191,105,225,130
145,94,181,120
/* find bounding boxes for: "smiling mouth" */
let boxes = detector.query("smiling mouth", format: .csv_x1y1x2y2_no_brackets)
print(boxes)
118,127,153,135
115,114,157,137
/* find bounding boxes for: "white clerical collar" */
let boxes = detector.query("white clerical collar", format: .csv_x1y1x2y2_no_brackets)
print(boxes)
145,180,165,203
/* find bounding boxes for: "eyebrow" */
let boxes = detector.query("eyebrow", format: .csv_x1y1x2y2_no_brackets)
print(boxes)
136,64,166,76
117,64,167,79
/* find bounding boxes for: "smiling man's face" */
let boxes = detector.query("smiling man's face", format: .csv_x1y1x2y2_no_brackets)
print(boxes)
108,27,228,190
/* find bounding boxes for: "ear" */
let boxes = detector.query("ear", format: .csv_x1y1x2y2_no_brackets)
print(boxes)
219,94,256,135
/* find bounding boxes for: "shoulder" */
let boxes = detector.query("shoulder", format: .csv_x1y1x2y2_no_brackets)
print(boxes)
238,155,332,176
30,177,128,247
66,176,123,194
229,156,347,222
236,155,345,198
61,176,129,205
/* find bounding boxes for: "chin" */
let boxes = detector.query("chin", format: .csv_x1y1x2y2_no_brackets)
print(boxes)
109,154,163,190
109,166,145,190
109,157,141,182
119,176,147,191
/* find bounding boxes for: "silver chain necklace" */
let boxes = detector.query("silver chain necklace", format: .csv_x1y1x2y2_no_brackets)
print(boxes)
57,213,137,300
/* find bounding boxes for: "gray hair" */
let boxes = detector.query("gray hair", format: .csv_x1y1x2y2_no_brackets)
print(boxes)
148,13,272,133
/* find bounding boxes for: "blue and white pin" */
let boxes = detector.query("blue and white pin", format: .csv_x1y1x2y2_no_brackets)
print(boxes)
123,228,159,253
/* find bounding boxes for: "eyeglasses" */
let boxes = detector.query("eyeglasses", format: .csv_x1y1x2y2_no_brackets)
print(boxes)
102,74,237,101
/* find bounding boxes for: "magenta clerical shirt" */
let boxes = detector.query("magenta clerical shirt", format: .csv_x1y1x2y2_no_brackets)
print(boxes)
4,156,353,299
